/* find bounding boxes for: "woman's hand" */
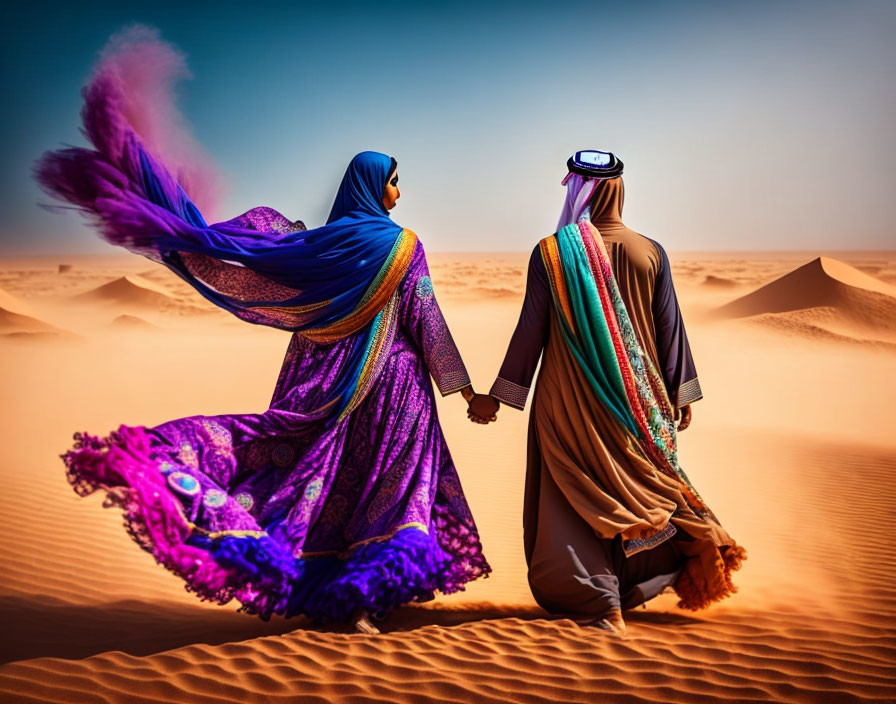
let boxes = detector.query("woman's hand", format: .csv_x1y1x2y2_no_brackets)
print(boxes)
468,394,500,424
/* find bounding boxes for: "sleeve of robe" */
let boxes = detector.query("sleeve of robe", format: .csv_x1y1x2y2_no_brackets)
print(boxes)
651,242,703,407
401,240,472,396
488,245,551,410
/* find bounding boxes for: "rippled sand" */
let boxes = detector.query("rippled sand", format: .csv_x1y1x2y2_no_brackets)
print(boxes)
1,250,894,703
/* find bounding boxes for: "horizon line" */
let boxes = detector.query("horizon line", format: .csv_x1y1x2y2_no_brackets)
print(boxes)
2,248,895,260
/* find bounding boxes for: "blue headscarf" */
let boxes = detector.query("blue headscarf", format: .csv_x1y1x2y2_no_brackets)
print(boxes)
36,70,416,421
137,147,406,334
327,151,396,223
34,65,410,337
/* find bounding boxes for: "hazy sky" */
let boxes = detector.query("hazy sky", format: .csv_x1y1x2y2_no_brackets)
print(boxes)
3,0,894,254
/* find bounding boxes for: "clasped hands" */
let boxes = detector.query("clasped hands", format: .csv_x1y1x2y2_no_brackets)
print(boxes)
461,386,500,425
460,385,693,429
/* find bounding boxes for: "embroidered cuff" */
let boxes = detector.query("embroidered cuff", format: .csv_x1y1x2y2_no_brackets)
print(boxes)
489,377,530,410
436,368,472,397
677,377,703,407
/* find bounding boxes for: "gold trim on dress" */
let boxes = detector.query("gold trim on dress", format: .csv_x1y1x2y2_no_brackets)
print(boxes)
293,521,429,560
303,229,418,343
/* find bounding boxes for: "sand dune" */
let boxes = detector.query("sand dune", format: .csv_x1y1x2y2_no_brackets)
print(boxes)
0,287,40,320
469,285,520,299
0,252,894,703
748,309,896,352
0,287,64,336
701,275,739,288
72,275,179,308
718,256,896,322
68,274,217,323
109,314,159,330
0,307,57,335
717,256,896,343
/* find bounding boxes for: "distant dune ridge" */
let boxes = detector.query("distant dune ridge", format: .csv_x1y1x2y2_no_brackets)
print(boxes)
701,275,739,288
428,255,529,301
0,288,40,320
717,256,896,340
0,288,61,336
71,274,179,309
109,314,158,330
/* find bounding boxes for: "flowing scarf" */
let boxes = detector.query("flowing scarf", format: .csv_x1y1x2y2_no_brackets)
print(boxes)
540,221,717,523
34,68,415,421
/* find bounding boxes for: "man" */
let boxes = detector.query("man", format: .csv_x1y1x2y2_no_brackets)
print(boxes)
471,151,745,633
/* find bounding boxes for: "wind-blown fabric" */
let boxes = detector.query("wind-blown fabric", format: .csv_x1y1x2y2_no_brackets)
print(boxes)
34,69,416,421
61,240,489,621
37,56,489,622
35,78,408,338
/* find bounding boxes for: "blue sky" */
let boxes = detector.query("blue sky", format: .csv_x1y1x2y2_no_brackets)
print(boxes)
2,1,894,253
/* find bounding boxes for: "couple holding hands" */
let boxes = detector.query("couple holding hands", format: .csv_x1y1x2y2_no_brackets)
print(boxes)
38,63,744,635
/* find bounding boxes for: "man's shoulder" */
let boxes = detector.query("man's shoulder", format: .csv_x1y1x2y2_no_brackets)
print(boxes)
530,240,548,269
533,235,555,260
616,231,665,272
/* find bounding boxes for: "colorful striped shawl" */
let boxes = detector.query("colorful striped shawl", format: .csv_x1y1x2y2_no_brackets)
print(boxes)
241,228,418,345
540,222,712,516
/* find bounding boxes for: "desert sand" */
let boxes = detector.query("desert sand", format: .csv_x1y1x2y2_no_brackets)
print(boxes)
1,249,895,703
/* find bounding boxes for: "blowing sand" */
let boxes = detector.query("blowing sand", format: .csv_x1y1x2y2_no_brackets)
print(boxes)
0,250,894,703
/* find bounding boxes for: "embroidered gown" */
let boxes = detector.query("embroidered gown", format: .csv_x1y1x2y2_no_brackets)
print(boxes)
489,179,741,617
64,235,490,622
35,60,491,623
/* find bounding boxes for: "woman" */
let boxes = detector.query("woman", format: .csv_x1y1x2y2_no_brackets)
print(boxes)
35,54,490,633
482,150,745,633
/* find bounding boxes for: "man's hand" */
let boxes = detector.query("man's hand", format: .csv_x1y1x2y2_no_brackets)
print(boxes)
676,405,692,432
468,394,500,424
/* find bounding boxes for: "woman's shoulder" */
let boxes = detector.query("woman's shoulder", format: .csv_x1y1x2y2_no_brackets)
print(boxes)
399,230,430,290
405,229,427,264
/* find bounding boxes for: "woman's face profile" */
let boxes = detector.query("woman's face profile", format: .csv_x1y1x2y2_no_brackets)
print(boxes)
382,170,400,211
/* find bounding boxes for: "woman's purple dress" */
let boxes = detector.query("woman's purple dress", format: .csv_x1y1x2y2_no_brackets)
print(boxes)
64,239,491,622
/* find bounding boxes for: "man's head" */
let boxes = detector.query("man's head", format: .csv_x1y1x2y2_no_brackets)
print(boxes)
557,149,625,228
566,150,623,180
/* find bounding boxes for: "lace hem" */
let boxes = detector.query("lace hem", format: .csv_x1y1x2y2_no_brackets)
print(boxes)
62,426,490,622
